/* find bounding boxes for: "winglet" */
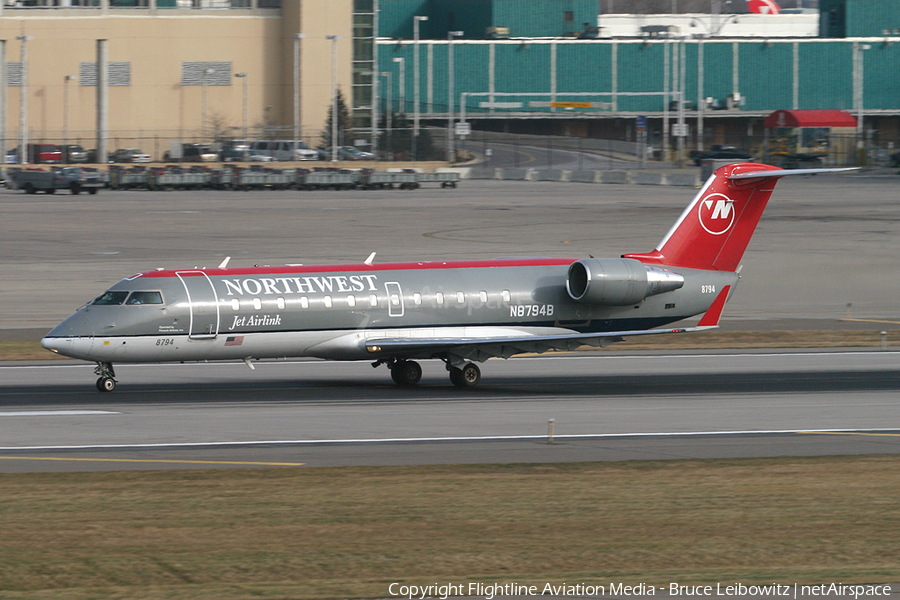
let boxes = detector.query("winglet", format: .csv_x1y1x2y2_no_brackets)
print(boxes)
697,285,731,327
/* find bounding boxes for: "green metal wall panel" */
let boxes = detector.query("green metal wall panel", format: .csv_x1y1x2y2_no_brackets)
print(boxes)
846,0,900,36
798,42,853,110
615,42,666,112
379,0,430,39
863,42,900,109
556,42,612,94
492,0,596,37
377,37,900,117
738,41,794,111
700,42,736,105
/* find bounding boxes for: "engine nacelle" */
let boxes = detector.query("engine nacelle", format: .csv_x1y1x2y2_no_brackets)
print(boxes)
566,258,684,306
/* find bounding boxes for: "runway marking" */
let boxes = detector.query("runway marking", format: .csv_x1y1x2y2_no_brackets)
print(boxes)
3,428,899,452
0,410,119,417
800,431,900,438
840,318,900,325
0,456,304,466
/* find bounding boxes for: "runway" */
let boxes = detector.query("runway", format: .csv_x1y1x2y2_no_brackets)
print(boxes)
2,350,899,471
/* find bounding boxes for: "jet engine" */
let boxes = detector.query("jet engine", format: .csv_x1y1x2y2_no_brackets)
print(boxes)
566,258,684,306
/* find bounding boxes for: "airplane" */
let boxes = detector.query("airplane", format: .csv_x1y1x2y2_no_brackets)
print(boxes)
41,162,853,392
747,0,781,14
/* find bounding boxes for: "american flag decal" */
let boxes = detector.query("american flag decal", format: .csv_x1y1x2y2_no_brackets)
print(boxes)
225,336,244,346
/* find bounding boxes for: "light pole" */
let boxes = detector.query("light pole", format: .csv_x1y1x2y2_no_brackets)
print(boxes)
202,67,214,141
293,33,305,161
413,15,428,160
326,34,340,162
854,42,871,159
392,56,405,115
63,75,77,164
381,71,391,158
16,35,32,165
447,30,463,163
234,73,248,141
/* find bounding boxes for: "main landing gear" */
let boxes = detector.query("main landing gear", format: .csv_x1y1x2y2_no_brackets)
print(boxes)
94,362,117,392
373,357,482,388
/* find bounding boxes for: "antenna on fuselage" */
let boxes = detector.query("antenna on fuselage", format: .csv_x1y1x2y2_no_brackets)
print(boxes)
218,256,231,269
364,252,376,265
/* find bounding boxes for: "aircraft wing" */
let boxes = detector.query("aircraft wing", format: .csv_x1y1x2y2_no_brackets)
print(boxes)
365,324,717,363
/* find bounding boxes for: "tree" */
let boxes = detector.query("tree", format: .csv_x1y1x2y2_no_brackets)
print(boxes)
318,89,351,156
378,112,439,161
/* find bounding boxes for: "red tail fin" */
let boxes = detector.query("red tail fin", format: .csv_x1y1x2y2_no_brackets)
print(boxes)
625,163,786,272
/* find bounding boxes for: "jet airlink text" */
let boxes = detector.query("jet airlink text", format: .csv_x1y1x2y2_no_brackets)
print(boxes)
222,274,379,296
387,582,891,599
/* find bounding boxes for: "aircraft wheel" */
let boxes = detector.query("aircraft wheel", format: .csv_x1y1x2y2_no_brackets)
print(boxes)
449,363,481,388
390,360,422,387
96,377,116,392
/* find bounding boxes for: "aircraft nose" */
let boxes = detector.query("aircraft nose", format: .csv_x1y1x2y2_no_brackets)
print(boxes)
41,317,95,359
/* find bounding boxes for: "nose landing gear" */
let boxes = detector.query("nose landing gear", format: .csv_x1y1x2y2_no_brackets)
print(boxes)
94,362,117,392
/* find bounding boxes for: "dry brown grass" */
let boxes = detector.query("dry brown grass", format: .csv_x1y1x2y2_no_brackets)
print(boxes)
0,456,898,599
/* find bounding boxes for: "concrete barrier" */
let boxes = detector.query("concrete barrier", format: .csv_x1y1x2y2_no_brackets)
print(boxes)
663,172,701,187
599,170,629,184
534,169,563,182
467,167,498,180
630,171,664,185
569,170,600,183
500,168,530,181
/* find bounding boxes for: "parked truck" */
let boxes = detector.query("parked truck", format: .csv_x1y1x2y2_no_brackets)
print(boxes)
8,167,103,194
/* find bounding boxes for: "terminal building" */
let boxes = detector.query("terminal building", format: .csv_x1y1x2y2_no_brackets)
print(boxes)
0,0,898,160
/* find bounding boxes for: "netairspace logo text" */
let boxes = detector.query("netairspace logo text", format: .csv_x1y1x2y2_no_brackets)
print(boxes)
387,582,892,600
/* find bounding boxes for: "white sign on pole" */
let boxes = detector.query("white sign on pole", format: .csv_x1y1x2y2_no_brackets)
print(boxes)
672,123,689,138
455,122,471,136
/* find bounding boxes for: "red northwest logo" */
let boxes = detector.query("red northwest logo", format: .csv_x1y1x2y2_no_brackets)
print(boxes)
698,193,735,235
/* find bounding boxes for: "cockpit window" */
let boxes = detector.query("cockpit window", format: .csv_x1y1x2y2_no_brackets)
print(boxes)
125,291,164,305
91,291,129,305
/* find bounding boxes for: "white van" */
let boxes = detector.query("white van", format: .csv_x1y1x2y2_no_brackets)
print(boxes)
249,140,318,161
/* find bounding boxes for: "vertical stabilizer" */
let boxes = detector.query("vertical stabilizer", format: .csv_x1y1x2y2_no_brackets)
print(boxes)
624,163,786,272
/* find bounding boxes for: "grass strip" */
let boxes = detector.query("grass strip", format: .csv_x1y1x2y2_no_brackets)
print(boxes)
0,456,898,599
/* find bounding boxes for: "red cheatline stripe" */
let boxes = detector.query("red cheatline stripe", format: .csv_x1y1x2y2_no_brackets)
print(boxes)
135,258,579,278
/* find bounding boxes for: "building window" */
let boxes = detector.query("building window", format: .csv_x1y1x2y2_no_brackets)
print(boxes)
564,11,574,22
181,62,233,86
79,62,132,86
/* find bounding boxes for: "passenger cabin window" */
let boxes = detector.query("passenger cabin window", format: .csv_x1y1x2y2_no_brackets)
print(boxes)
369,294,377,307
324,296,333,308
300,297,310,309
277,297,286,310
125,291,163,305
436,292,444,305
413,292,422,305
502,290,511,302
92,291,129,305
479,291,488,303
253,298,262,310
347,295,357,308
231,299,240,311
456,291,465,304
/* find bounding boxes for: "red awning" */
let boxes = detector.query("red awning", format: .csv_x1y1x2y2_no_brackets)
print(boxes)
764,109,857,128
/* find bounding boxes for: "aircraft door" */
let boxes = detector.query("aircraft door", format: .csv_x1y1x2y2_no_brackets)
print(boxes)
176,271,220,339
385,282,405,317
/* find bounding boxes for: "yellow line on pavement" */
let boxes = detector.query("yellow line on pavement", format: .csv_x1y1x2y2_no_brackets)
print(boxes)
799,432,900,438
0,456,304,466
839,318,900,325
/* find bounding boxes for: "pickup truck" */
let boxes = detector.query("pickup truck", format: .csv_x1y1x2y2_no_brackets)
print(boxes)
690,145,753,166
8,166,103,194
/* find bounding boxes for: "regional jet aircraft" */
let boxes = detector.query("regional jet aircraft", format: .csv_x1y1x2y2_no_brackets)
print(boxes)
42,163,850,391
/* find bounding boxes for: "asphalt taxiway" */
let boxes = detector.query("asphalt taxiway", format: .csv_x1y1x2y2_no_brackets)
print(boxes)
2,175,899,471
2,351,899,472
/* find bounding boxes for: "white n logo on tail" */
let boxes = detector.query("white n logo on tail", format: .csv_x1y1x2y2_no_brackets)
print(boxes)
698,193,735,235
